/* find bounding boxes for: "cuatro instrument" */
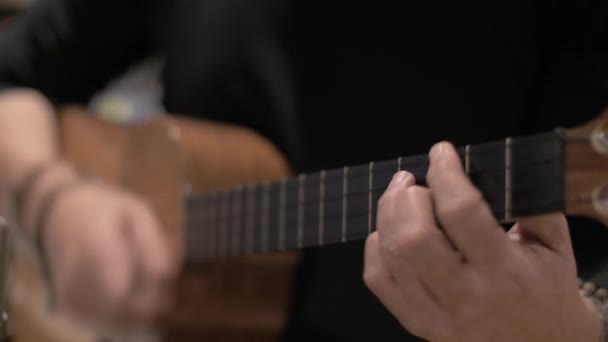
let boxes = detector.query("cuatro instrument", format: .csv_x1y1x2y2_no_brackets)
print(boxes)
6,107,608,341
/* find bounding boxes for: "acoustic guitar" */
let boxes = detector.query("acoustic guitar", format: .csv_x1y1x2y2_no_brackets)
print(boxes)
6,106,608,341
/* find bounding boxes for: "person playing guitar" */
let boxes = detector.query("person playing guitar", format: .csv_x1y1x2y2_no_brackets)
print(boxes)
1,0,608,341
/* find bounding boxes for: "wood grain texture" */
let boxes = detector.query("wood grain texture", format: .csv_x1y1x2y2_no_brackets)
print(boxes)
565,108,608,226
12,108,299,341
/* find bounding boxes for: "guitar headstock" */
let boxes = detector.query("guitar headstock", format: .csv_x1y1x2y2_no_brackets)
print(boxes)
564,109,608,226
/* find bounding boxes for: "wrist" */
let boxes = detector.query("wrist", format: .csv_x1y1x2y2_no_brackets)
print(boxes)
15,160,79,239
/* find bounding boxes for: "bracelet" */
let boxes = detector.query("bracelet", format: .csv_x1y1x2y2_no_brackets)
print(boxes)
13,161,61,226
579,279,608,342
33,178,86,309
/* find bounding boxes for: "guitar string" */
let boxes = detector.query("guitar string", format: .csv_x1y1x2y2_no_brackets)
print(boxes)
187,132,561,204
185,158,562,225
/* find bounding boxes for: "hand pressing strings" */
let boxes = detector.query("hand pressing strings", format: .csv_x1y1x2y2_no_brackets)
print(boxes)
364,142,602,342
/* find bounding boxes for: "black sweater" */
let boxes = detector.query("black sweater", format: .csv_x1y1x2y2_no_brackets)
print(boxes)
2,0,608,340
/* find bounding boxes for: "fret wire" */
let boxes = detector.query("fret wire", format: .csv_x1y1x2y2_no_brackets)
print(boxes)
185,134,564,259
297,174,306,248
188,168,564,234
187,131,560,207
342,166,348,243
505,137,513,222
193,197,555,237
279,179,287,251
231,186,242,256
218,192,227,257
261,182,270,253
188,159,562,225
368,162,374,236
246,184,255,254
210,194,217,258
189,132,556,244
196,197,206,259
398,157,402,172
319,170,326,246
187,193,562,256
187,137,560,210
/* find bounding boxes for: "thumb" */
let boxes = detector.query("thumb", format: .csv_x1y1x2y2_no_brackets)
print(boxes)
509,213,573,256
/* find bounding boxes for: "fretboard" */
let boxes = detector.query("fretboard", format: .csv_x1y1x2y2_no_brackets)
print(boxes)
184,132,564,261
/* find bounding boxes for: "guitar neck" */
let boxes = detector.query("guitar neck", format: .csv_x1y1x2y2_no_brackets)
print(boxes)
184,131,564,261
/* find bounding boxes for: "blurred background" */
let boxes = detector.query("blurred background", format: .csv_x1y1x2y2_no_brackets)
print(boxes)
0,0,164,125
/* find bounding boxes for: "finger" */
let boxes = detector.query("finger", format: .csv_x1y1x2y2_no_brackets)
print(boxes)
364,232,451,340
122,201,176,321
426,142,509,264
376,171,415,229
61,221,132,326
378,183,471,303
512,213,573,256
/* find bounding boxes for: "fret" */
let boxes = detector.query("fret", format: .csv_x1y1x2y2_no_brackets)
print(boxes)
218,191,229,258
200,196,208,260
505,138,513,222
186,196,203,260
374,159,401,187
231,186,243,256
267,182,280,252
400,154,429,186
297,174,306,249
319,171,326,246
368,162,374,235
511,133,564,217
244,184,255,254
183,132,566,261
467,141,506,219
322,169,345,246
345,164,369,241
278,179,287,251
303,173,320,248
253,184,264,253
209,193,218,258
342,166,348,243
284,178,299,250
261,182,270,253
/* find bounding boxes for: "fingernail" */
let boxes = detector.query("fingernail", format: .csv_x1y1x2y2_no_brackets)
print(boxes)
430,142,445,161
391,171,407,184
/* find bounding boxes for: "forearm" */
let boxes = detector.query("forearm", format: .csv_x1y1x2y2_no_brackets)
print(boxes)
0,88,59,187
0,88,75,238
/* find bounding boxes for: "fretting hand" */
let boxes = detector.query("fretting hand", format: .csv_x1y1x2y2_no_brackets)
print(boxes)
364,142,601,342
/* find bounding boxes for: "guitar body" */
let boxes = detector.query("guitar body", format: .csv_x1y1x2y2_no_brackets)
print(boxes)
12,106,608,342
11,108,299,341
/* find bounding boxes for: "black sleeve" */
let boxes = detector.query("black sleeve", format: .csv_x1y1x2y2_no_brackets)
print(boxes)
0,0,156,104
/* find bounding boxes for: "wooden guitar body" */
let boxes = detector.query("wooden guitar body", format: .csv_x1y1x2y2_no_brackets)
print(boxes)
10,106,608,342
11,108,299,341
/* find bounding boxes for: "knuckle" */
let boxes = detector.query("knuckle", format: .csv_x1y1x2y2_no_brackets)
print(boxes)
390,225,437,257
437,190,484,223
398,316,429,337
362,268,382,293
377,191,394,211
